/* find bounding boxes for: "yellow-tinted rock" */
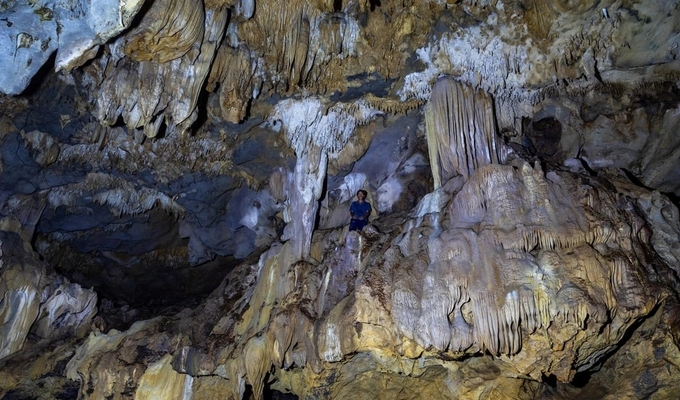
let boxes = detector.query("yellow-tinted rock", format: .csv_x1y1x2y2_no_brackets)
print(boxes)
135,354,193,400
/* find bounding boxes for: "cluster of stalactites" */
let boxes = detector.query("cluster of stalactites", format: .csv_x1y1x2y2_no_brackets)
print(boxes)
206,45,262,123
238,0,320,92
425,77,508,187
206,0,362,124
391,238,644,358
45,173,185,218
487,226,588,253
93,0,364,134
271,97,382,157
94,0,229,137
389,162,661,359
470,288,549,356
392,257,551,357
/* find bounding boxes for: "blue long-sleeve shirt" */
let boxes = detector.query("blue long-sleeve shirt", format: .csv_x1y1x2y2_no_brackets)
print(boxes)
350,201,371,220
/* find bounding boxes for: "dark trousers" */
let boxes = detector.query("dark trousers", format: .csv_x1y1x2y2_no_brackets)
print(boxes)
349,218,367,231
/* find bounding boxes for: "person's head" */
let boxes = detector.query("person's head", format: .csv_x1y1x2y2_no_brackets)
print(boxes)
356,190,367,201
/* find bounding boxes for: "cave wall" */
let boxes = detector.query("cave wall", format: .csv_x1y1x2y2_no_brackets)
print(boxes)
1,0,680,399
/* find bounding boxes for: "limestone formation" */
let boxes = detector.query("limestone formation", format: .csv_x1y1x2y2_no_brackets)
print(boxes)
0,0,680,399
425,76,509,186
271,97,382,260
0,0,145,95
0,231,97,361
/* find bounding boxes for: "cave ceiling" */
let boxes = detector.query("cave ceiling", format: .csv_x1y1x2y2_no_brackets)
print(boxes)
1,0,679,303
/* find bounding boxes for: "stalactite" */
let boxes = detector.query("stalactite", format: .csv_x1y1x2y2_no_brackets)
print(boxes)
449,306,474,352
237,0,360,93
487,226,588,253
207,44,260,123
587,224,614,245
123,0,205,63
363,93,423,114
269,310,295,368
519,287,539,333
535,289,552,330
239,0,320,90
502,290,522,354
555,284,610,330
296,311,319,371
472,293,500,355
425,77,506,187
95,3,229,137
46,173,185,217
244,336,270,400
419,272,455,350
468,290,527,356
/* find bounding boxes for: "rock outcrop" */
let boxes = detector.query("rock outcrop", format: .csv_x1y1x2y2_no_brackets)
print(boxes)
35,161,680,400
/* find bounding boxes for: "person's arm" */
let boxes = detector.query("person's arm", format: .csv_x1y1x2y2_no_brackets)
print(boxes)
363,203,372,220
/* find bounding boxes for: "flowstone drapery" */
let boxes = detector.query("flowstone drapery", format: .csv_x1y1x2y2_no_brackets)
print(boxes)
392,161,659,366
425,77,508,187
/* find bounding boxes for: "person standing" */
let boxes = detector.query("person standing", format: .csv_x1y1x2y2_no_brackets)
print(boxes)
349,190,372,231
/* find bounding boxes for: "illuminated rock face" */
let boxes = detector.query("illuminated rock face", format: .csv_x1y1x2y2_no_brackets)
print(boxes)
425,77,509,186
0,232,97,361
0,0,145,95
51,166,677,399
172,162,672,399
1,0,680,399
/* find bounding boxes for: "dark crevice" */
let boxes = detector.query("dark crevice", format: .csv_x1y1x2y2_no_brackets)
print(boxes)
541,373,557,388
621,168,680,211
578,158,597,176
621,168,652,190
14,52,57,98
567,301,663,391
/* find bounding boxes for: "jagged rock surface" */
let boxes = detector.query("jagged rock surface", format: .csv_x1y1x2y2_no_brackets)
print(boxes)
1,0,680,399
37,164,680,400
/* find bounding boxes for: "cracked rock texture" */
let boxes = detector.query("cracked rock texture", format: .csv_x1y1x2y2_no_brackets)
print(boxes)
1,0,680,399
